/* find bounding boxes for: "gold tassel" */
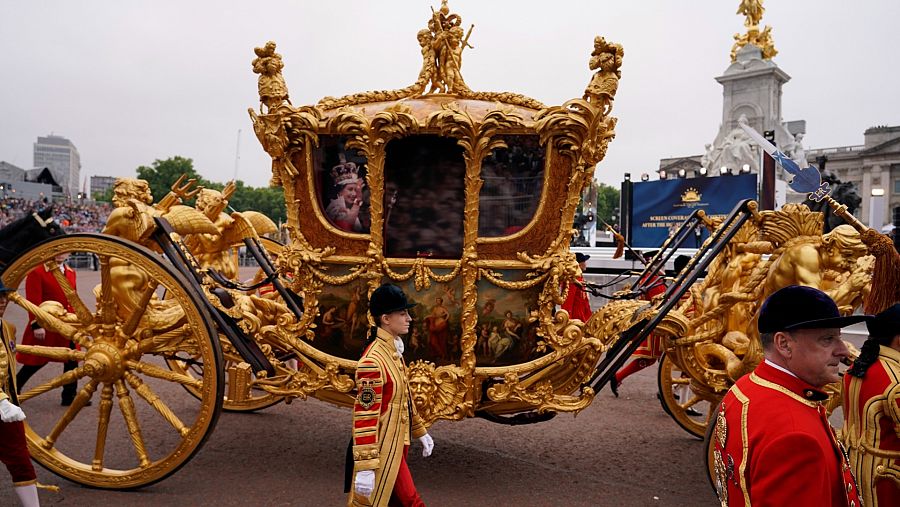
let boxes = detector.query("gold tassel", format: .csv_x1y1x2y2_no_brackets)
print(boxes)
612,231,625,259
36,482,60,492
861,229,900,314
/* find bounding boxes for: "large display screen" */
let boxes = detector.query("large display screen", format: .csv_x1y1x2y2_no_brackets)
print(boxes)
629,174,757,248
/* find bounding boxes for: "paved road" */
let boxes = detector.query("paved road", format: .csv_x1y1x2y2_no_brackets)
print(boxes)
1,365,717,506
5,267,861,506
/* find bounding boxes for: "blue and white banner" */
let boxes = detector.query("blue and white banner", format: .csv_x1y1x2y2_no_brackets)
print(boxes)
629,174,757,248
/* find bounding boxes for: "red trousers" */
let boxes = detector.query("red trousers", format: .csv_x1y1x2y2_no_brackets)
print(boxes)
389,446,425,507
0,420,36,484
614,357,657,384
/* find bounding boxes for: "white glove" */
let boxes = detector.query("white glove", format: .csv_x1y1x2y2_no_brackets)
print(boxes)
354,470,375,497
0,398,26,422
418,433,434,457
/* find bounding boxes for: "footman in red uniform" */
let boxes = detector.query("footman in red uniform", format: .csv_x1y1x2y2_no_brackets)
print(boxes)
843,303,900,507
712,285,865,506
560,252,593,322
347,284,434,507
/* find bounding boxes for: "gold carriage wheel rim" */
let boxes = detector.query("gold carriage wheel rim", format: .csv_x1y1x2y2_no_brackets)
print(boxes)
658,352,716,439
3,233,223,489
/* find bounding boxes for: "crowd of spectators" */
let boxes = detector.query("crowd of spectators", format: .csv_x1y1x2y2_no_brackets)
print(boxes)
0,197,112,232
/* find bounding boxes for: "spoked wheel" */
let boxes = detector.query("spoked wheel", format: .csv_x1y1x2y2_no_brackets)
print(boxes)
2,234,223,489
657,353,718,439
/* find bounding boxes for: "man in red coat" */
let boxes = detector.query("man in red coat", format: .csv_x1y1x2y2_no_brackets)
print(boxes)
712,285,865,506
610,251,668,397
842,303,900,506
561,252,593,322
15,254,80,406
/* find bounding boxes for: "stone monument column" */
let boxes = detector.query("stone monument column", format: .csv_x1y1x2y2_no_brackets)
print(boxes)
714,44,793,150
701,0,803,185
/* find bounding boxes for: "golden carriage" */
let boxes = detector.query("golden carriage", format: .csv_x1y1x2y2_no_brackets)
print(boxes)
1,2,621,488
0,1,884,491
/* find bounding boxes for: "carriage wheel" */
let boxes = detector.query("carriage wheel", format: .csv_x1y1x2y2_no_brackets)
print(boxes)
2,234,223,489
164,236,286,412
656,353,717,439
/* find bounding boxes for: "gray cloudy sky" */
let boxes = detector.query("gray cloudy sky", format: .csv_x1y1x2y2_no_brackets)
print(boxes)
1,0,898,190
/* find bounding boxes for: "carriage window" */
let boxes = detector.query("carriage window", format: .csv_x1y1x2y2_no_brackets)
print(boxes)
478,135,544,237
314,135,370,233
384,136,465,259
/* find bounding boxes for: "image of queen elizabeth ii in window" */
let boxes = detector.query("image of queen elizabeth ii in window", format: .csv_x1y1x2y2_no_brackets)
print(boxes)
325,156,368,233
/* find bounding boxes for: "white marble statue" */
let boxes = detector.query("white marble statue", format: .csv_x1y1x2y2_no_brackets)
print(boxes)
700,143,715,170
786,132,807,168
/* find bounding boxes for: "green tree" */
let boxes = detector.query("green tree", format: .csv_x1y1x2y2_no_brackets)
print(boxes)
596,182,620,228
227,181,286,224
135,156,207,202
92,187,114,202
132,156,286,224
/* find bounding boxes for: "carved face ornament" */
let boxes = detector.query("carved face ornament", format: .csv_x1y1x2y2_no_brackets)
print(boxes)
408,364,437,411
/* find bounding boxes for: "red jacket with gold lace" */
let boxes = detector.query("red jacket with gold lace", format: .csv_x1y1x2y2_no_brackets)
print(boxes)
713,361,860,506
349,327,427,507
842,345,900,507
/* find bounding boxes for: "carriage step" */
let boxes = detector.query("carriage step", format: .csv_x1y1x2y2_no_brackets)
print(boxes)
226,362,253,403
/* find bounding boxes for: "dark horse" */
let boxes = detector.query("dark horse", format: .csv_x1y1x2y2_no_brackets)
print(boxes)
805,172,862,233
0,207,67,273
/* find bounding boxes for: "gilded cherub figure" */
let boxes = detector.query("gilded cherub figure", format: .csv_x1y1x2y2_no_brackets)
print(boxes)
414,29,440,94
185,182,278,281
584,36,624,113
251,41,290,112
428,0,474,94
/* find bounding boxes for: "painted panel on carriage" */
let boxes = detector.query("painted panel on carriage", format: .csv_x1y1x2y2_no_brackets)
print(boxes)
313,276,371,361
472,273,546,367
313,270,545,367
478,135,545,237
629,173,757,248
314,135,371,234
383,135,465,259
313,275,464,363
395,277,464,366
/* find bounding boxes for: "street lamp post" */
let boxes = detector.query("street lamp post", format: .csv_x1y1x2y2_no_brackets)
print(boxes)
870,188,885,231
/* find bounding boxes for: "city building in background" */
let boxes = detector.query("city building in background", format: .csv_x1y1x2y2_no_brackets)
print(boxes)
90,175,116,198
33,134,80,197
806,125,900,231
0,160,55,201
0,161,26,182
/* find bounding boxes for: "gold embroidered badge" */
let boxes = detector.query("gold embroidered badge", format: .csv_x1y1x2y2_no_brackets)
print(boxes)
715,402,727,447
358,380,376,409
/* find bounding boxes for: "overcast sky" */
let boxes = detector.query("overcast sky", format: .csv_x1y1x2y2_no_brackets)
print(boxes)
1,0,898,191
